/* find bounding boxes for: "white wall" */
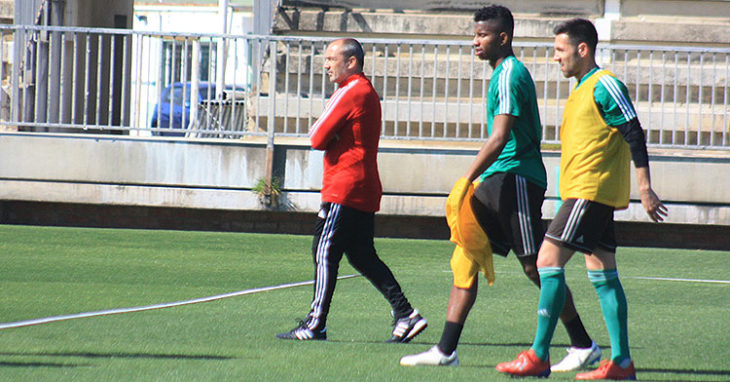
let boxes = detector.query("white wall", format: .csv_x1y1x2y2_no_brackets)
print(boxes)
1,133,728,226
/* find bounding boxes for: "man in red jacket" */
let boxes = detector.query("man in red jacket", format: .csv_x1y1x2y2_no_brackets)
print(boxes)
276,38,427,343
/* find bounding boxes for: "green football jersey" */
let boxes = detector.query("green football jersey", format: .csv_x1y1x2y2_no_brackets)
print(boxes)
479,56,547,189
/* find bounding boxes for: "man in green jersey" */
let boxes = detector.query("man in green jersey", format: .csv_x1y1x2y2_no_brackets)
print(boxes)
400,5,598,370
497,18,667,380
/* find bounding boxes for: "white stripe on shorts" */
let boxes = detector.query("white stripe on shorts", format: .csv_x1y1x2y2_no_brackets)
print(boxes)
561,199,588,243
515,176,536,255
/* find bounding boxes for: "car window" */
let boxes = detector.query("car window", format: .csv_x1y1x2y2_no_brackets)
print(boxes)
160,84,220,104
161,85,190,104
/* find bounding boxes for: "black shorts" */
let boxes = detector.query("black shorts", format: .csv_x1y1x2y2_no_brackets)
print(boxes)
545,198,617,254
471,173,545,257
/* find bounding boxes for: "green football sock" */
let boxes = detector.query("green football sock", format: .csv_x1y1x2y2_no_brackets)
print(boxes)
531,267,566,361
589,269,630,363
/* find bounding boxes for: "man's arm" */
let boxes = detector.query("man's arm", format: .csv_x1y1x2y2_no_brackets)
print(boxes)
613,119,668,222
613,119,667,222
463,114,515,182
635,166,668,222
310,91,352,150
595,75,668,222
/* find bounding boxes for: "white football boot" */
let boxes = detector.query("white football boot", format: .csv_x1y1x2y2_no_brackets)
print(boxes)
551,341,602,372
400,345,459,367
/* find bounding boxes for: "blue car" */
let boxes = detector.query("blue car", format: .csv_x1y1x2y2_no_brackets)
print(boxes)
150,82,240,137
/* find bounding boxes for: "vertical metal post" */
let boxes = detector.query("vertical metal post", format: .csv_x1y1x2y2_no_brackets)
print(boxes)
482,54,488,139
216,0,229,100
295,40,302,133
95,34,104,128
58,31,66,125
722,52,730,146
206,39,214,131
121,33,130,128
84,33,91,128
382,44,389,134
34,30,44,126
0,30,4,123
542,46,549,141
10,27,21,124
659,51,666,145
455,45,462,138
180,39,189,133
46,31,53,125
168,41,177,131
108,32,116,127
283,41,290,134
467,44,474,138
709,53,717,147
132,33,144,134
49,0,65,128
189,38,201,136
230,36,238,135
418,44,425,138
685,54,690,146
443,45,450,137
431,45,437,138
698,52,705,146
394,43,401,137
406,43,413,137
264,39,277,205
71,33,78,124
307,41,315,128
648,50,654,144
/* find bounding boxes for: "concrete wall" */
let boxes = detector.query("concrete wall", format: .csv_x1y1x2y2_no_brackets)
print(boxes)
1,133,728,228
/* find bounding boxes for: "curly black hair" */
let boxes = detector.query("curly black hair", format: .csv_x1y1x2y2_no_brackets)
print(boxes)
473,5,514,37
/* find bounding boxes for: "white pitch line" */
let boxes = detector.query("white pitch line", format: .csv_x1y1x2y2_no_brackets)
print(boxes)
0,274,361,330
624,276,730,284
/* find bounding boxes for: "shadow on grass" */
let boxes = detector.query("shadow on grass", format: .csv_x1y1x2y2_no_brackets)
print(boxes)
460,341,645,350
324,340,560,347
0,360,91,368
0,351,236,361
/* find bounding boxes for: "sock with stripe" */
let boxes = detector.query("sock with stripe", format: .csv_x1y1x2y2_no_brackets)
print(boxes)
531,267,566,361
588,269,631,364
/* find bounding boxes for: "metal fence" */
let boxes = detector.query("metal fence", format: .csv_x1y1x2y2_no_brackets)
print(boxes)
2,24,729,149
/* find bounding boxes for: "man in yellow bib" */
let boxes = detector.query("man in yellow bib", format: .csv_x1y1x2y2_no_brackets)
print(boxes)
497,18,667,380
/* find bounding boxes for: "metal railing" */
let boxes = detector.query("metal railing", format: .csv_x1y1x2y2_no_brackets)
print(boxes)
1,24,728,149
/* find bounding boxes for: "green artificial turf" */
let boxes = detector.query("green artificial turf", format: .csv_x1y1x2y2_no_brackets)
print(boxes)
0,225,728,381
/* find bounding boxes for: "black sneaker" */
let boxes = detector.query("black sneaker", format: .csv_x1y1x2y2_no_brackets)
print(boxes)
276,319,327,341
387,308,427,343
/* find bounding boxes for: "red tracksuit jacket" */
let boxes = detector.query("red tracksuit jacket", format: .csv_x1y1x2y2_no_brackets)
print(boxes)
309,72,382,212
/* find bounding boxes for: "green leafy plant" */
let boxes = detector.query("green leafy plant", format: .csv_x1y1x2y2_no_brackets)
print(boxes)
252,176,282,207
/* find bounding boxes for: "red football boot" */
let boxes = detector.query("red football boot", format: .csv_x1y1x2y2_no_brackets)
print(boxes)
576,359,637,380
496,348,550,378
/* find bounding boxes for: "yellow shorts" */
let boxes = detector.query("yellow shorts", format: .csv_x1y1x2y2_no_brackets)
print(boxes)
450,246,481,289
